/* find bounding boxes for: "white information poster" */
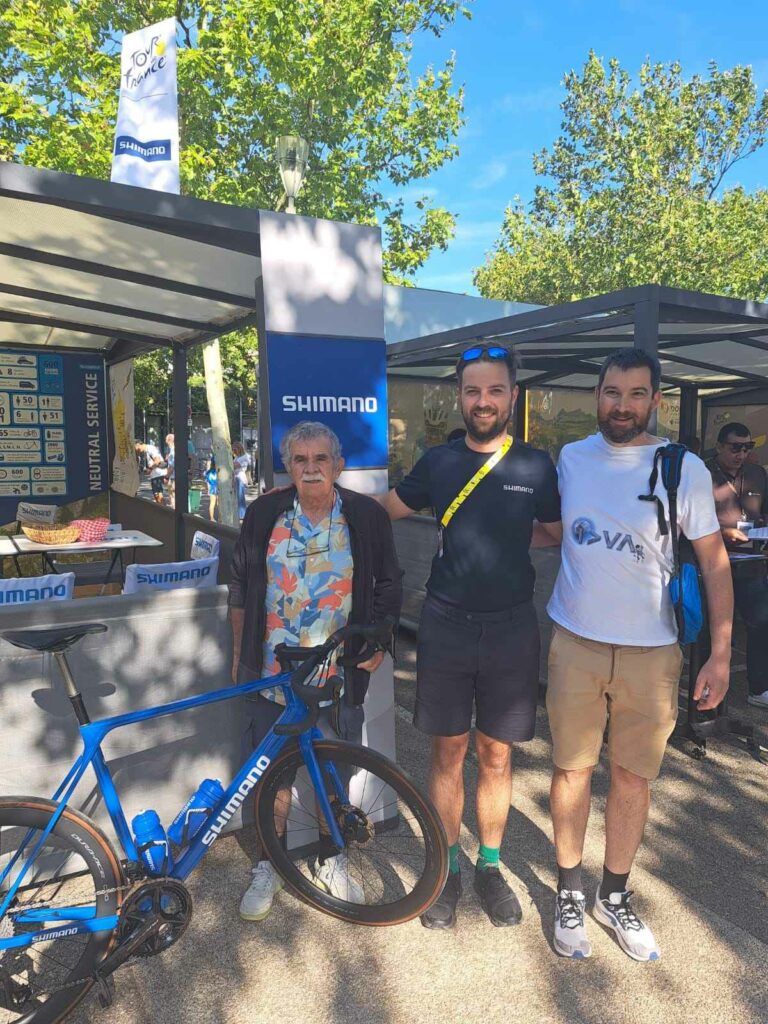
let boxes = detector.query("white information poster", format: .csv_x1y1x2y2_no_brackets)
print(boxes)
111,17,180,193
109,360,140,498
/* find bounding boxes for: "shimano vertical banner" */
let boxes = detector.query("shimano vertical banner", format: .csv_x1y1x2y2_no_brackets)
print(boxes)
257,211,395,820
257,211,388,494
111,17,180,193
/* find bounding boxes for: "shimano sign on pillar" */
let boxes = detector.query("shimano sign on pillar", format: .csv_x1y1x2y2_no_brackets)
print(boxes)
111,17,180,193
257,211,388,497
255,211,394,840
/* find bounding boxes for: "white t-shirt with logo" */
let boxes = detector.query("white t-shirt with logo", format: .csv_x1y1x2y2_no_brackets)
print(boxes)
547,433,720,646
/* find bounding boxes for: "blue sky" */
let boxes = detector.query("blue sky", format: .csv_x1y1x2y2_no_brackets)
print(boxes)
406,0,768,295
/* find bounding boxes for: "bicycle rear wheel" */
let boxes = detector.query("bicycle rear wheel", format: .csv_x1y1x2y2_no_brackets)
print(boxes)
256,741,447,925
0,798,124,1024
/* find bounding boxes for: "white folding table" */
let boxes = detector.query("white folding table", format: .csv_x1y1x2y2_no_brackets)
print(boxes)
0,530,163,586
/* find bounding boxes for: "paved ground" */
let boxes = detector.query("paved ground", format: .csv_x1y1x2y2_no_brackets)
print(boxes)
68,625,768,1024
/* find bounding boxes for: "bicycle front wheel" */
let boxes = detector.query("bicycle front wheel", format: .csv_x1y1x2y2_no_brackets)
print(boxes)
256,741,447,925
0,798,124,1024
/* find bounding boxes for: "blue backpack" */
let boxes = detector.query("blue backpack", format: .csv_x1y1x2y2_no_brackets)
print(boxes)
638,443,704,646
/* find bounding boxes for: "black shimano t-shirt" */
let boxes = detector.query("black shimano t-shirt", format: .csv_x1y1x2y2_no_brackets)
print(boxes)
396,437,561,612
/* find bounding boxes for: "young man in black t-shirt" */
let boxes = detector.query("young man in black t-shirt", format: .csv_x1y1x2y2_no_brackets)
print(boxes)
383,346,561,930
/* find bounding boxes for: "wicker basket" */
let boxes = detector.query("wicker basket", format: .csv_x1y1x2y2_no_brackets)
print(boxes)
21,523,80,545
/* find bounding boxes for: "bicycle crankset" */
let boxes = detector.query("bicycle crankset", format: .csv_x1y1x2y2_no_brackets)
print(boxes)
116,880,192,958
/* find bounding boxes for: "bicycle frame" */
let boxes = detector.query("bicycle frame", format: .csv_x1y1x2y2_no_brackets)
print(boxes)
0,670,349,953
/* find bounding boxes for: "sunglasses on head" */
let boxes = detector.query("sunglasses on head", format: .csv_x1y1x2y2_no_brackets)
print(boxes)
460,345,510,363
725,441,755,452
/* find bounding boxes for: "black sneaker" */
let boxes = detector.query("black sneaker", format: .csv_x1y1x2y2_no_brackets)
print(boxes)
473,866,522,927
420,871,461,930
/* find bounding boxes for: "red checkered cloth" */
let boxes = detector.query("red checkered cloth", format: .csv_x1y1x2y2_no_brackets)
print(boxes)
71,518,110,543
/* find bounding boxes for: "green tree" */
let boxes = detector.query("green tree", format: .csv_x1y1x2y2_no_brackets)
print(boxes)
1,0,469,401
475,54,768,305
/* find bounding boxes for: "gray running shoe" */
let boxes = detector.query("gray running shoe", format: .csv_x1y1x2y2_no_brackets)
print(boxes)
593,890,660,962
554,889,592,959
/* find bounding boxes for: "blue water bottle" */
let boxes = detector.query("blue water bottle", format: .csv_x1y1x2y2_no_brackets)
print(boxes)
168,778,225,847
132,809,173,874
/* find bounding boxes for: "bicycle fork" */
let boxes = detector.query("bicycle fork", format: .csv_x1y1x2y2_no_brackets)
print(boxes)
298,733,348,852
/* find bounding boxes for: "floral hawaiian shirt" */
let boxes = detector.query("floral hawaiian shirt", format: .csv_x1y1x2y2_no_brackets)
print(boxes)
261,489,353,703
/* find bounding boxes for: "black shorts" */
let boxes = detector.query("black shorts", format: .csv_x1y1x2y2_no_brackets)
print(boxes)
150,477,164,496
415,595,540,743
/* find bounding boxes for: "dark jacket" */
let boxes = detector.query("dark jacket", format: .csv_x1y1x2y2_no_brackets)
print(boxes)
228,485,402,705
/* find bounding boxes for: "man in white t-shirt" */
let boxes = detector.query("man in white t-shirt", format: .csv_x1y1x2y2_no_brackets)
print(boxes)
543,348,732,963
135,441,167,504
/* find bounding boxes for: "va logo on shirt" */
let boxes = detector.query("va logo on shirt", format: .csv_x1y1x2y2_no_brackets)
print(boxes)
572,517,645,562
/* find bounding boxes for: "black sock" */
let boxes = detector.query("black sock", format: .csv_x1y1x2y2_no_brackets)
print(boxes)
557,862,583,893
599,866,629,901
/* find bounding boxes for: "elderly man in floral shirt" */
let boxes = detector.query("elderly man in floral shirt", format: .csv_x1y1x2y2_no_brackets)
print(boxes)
229,421,402,922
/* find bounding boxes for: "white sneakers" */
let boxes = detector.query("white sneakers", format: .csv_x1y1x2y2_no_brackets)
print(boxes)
747,689,768,709
554,890,592,959
240,853,365,922
312,852,366,904
239,860,283,921
593,890,661,962
554,888,660,962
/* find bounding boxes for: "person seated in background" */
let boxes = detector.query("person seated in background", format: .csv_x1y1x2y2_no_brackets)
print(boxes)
706,422,768,709
228,421,402,922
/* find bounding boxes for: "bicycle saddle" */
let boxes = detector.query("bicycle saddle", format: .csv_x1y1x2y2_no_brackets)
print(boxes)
0,622,108,653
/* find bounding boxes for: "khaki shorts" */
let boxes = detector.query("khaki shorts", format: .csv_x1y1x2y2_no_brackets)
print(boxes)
546,624,683,780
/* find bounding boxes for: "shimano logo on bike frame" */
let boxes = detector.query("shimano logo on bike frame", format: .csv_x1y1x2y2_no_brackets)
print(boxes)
201,756,271,846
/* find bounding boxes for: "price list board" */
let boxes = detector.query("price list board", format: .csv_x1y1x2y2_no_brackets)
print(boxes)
0,350,108,525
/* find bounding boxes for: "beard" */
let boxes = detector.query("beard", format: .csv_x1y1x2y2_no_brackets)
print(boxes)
462,403,512,443
598,409,652,444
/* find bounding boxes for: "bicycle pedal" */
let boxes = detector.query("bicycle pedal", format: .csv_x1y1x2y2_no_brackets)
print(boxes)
94,972,115,1009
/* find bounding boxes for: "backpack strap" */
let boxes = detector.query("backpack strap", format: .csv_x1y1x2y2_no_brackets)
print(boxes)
637,446,668,536
638,442,688,570
661,443,687,575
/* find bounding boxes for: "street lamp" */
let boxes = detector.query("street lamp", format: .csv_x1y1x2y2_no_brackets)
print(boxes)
276,135,309,213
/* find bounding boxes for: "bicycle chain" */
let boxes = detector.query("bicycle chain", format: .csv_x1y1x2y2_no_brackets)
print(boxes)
1,879,153,1005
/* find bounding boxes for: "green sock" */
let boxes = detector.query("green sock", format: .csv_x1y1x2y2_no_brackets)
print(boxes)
448,842,461,874
476,845,500,871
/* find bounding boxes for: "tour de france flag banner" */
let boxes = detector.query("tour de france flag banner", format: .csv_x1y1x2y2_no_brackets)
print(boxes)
266,334,388,471
111,17,180,194
0,350,109,526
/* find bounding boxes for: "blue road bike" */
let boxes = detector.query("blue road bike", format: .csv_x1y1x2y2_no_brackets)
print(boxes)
0,621,447,1024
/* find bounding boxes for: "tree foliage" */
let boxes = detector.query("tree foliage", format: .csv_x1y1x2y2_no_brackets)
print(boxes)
475,54,768,305
1,0,469,399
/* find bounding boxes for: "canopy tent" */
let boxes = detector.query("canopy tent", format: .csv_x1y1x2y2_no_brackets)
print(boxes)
386,284,768,443
0,160,265,551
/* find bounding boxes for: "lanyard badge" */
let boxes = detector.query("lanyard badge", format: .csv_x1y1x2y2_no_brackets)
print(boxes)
437,435,514,556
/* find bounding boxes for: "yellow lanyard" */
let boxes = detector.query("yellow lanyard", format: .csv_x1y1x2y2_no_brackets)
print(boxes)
440,435,514,528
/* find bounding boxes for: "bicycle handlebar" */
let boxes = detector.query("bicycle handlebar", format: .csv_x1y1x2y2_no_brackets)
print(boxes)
272,621,394,737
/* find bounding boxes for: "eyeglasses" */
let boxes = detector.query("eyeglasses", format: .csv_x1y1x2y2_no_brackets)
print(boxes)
724,441,755,453
286,502,332,558
460,345,510,363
